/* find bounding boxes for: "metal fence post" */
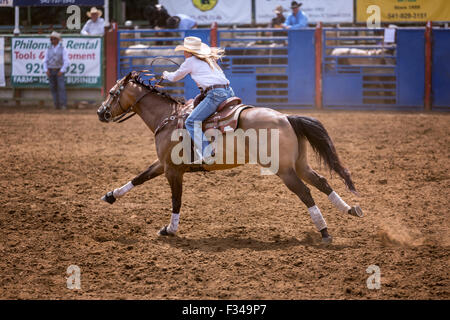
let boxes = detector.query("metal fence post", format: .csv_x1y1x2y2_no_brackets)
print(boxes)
425,21,432,111
315,22,323,109
105,22,118,97
210,22,218,47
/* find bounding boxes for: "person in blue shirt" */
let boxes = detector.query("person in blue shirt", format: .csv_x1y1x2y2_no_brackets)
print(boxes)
283,1,308,29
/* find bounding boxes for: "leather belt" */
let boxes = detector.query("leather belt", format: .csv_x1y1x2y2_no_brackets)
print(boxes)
203,84,230,94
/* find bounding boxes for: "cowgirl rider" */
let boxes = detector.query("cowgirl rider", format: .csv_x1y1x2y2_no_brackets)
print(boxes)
162,36,234,164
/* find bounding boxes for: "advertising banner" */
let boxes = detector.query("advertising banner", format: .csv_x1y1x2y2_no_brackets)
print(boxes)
357,0,450,23
12,37,102,87
13,0,104,6
159,0,252,25
255,0,354,24
0,0,13,7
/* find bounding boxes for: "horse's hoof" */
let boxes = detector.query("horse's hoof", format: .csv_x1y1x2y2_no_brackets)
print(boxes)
157,225,175,237
321,235,333,245
101,191,116,204
349,206,364,217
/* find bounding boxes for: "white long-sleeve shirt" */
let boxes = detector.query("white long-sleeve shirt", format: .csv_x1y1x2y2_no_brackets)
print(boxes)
81,18,105,36
43,43,70,73
164,56,229,89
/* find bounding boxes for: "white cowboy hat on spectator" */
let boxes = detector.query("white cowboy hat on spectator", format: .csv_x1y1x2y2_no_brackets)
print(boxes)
175,36,211,55
49,31,61,40
87,7,102,17
274,5,286,14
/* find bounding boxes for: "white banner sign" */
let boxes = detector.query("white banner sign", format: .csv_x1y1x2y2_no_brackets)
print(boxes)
160,0,252,25
12,37,102,87
256,0,354,24
0,0,13,7
0,38,5,87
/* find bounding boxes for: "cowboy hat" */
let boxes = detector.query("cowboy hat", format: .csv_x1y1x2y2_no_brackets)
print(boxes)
175,36,211,55
290,1,302,9
274,5,286,14
87,7,102,18
49,31,61,40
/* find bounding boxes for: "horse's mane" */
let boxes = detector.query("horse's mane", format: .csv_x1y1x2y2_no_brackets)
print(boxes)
128,71,185,105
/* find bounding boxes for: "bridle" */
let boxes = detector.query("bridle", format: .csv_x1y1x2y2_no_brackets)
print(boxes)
98,77,145,123
99,83,121,122
100,57,181,124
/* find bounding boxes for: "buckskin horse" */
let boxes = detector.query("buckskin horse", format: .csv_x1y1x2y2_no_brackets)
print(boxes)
97,71,363,244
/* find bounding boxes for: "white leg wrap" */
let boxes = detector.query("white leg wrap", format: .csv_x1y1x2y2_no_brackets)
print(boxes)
328,191,351,213
167,213,180,233
113,181,134,198
308,205,327,231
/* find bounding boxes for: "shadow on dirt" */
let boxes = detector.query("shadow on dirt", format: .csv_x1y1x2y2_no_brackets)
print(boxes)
158,232,359,252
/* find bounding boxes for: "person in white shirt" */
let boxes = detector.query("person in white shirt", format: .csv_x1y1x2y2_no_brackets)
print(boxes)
162,36,234,163
81,7,105,36
43,31,70,110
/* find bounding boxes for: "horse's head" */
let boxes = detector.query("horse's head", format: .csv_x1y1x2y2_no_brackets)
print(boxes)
97,71,141,123
98,69,180,124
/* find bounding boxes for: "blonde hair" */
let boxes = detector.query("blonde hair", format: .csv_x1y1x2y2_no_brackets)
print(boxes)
192,47,225,70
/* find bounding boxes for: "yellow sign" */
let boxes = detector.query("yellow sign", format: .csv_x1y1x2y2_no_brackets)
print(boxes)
192,0,217,12
357,0,450,22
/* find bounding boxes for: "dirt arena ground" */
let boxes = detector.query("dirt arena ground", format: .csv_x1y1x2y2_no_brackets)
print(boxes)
0,106,448,300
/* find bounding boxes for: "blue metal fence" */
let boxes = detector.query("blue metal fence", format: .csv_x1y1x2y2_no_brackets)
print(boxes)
117,27,449,110
396,29,426,109
118,28,315,108
217,29,315,108
322,28,426,111
432,29,450,111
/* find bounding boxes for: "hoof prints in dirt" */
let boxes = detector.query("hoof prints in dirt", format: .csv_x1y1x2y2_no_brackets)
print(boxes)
1,108,448,299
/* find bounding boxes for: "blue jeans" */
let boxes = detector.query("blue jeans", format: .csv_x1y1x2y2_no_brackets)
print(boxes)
185,87,235,158
48,69,67,108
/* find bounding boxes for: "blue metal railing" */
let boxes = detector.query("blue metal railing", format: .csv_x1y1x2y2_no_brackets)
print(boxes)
217,28,314,108
322,28,401,109
116,27,449,110
117,28,316,108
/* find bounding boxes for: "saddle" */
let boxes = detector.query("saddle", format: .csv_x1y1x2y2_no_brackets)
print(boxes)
179,95,253,133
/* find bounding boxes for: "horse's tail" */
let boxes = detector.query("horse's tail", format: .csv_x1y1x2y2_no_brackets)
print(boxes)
286,115,357,194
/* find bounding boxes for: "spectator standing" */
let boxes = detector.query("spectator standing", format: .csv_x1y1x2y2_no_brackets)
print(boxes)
283,1,308,29
270,5,286,28
81,7,105,36
43,31,70,110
